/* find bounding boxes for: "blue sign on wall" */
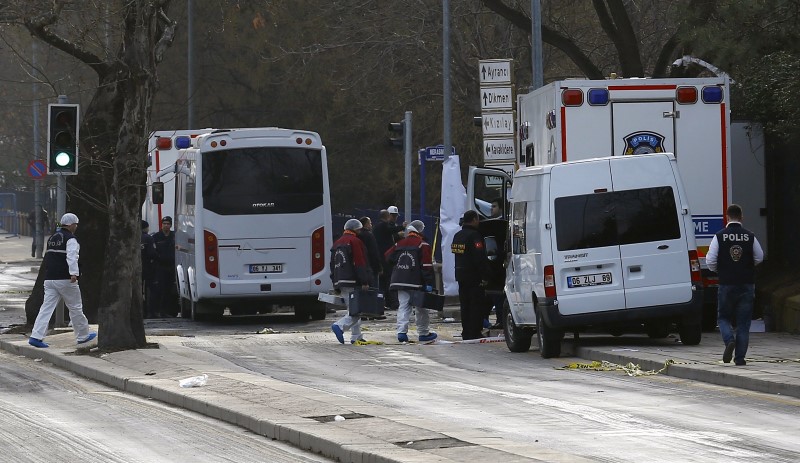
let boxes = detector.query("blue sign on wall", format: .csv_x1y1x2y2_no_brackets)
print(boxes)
692,216,725,238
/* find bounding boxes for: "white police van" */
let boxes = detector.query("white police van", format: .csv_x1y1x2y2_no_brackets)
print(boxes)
470,153,704,358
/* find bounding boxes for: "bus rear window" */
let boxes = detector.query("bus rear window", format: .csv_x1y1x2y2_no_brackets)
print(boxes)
202,147,324,215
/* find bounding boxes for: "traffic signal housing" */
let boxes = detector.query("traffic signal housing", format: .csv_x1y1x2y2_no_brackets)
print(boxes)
47,104,80,175
388,121,405,150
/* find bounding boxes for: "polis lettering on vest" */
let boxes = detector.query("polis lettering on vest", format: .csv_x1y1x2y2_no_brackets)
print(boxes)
723,233,750,242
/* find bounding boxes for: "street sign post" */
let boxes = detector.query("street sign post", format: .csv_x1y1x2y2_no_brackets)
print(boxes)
479,59,512,85
481,112,515,137
419,145,456,163
484,138,516,162
480,87,513,111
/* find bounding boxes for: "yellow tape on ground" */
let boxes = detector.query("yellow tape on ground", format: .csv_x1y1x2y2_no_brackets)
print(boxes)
353,339,385,346
559,359,675,377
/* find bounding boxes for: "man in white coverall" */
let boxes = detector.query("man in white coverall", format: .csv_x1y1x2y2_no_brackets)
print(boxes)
28,213,96,348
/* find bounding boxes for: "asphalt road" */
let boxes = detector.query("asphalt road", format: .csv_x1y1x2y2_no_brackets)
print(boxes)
0,349,333,463
147,314,800,463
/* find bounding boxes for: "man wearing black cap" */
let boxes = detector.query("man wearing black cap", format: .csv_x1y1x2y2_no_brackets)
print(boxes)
140,220,158,318
451,210,490,340
152,216,177,317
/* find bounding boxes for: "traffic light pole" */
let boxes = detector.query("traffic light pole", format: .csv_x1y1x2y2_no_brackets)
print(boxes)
403,111,412,225
54,95,68,328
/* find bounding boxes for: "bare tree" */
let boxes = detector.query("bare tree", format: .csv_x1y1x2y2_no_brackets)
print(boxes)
1,0,176,350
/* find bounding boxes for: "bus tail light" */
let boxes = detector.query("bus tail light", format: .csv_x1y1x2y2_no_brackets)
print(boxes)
676,86,698,104
561,89,583,106
311,226,325,275
688,250,702,284
544,265,556,298
204,230,219,277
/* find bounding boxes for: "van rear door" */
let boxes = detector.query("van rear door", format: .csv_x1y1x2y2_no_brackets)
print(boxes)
549,160,626,315
609,155,693,308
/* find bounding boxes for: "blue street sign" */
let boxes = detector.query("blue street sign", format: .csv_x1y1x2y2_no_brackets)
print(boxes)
28,159,47,180
419,145,456,162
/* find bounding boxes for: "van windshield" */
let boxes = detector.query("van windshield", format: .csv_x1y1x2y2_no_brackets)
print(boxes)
202,147,323,215
554,186,681,251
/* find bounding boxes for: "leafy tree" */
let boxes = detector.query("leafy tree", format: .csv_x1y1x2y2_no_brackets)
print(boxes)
1,0,176,350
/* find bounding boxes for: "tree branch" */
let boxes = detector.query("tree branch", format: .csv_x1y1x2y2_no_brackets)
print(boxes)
154,6,176,65
481,0,603,79
24,0,109,76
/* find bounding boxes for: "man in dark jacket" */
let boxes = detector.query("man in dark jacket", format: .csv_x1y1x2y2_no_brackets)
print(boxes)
140,220,159,318
385,220,437,343
373,206,405,310
151,216,176,317
451,210,490,340
706,204,764,366
358,216,382,288
330,219,371,344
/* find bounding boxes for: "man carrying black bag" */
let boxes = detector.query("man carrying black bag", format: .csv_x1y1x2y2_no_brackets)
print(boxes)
330,219,371,344
385,220,437,343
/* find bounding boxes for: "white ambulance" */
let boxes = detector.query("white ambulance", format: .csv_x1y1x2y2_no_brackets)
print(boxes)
514,77,766,329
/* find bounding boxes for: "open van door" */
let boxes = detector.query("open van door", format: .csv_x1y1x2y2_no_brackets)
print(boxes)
467,166,513,294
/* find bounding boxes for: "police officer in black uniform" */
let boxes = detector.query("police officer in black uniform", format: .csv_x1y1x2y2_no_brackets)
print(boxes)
152,216,176,317
140,220,159,318
706,204,764,366
451,210,490,340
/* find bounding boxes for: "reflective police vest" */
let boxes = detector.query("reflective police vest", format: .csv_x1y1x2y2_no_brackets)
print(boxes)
44,228,75,280
714,223,756,285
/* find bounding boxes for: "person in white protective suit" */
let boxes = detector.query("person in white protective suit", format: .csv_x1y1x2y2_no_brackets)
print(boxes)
28,213,96,348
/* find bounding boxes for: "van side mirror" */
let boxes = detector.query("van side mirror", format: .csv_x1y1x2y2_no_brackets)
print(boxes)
484,236,498,261
152,181,164,205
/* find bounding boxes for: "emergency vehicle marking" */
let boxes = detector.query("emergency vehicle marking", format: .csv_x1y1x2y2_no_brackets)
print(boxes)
622,131,665,155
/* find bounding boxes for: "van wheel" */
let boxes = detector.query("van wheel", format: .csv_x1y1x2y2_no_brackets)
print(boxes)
679,321,702,346
536,308,562,358
504,301,533,352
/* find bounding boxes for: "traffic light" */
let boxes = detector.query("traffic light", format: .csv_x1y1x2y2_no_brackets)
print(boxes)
388,121,405,149
47,104,80,175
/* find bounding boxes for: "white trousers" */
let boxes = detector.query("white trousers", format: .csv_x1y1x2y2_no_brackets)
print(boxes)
397,290,431,336
333,287,363,342
31,279,91,342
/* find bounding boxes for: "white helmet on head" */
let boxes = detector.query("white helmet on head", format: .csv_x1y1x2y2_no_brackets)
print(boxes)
60,213,79,226
344,218,363,231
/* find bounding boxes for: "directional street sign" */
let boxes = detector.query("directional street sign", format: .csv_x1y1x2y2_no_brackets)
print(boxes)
479,59,512,85
480,87,513,111
28,159,47,180
419,145,456,162
482,112,515,137
483,138,516,162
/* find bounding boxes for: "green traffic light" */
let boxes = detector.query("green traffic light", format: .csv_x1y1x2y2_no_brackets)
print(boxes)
55,151,72,167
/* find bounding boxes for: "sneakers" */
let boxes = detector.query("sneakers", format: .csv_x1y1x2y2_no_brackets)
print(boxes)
735,359,747,366
419,332,438,342
397,333,409,343
77,332,97,344
331,324,345,344
722,341,735,363
28,338,49,348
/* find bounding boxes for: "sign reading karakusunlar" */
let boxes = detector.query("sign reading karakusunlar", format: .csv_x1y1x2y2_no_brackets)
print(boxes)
484,138,516,162
479,58,516,166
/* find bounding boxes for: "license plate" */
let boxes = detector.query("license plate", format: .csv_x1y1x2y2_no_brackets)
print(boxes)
250,264,283,273
567,272,612,288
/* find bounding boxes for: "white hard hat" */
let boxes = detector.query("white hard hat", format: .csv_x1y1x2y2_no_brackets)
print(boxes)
60,213,79,225
387,206,399,214
344,218,363,231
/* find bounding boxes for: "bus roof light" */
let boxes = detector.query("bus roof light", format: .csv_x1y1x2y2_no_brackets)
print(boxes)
296,137,303,144
676,86,698,104
702,86,723,103
562,89,583,107
220,140,227,146
305,138,312,145
156,137,172,150
175,136,192,149
587,88,609,106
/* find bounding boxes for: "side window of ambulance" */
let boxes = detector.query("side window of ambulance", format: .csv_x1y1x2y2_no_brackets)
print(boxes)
512,202,527,254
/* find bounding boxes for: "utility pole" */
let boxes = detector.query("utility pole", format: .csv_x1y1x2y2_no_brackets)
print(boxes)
442,0,452,162
531,0,543,89
403,111,412,225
